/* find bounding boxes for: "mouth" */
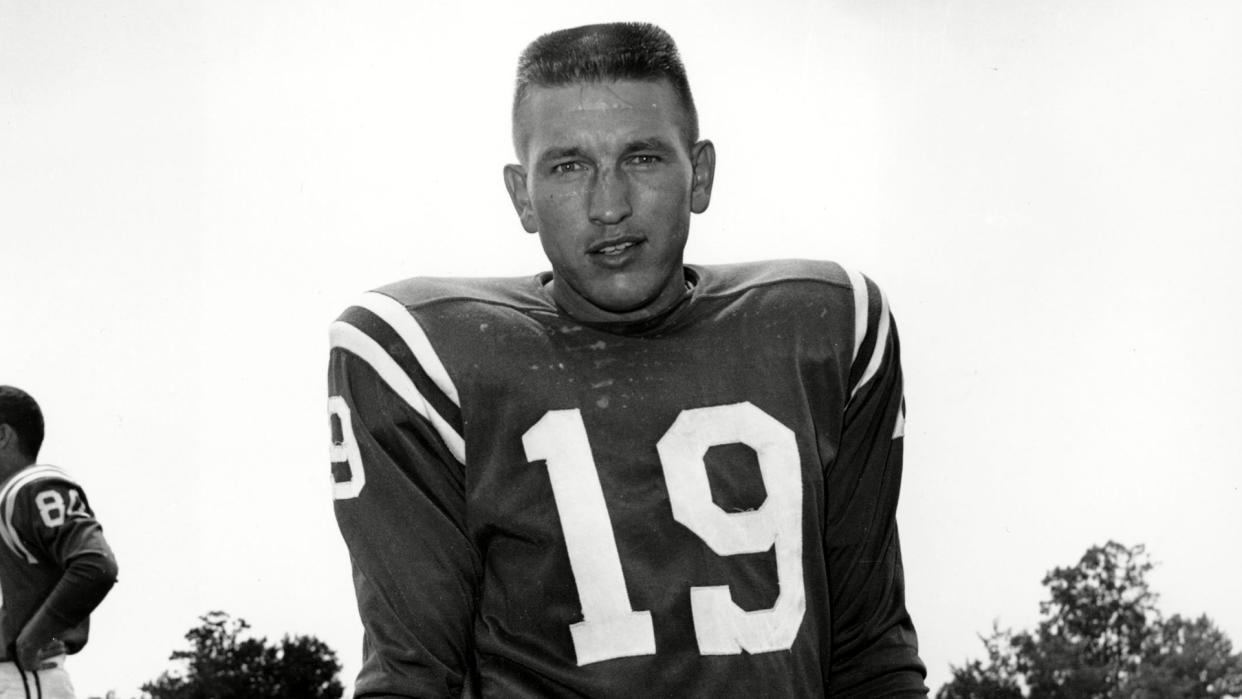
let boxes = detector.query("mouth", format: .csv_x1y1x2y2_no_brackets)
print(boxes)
588,236,645,257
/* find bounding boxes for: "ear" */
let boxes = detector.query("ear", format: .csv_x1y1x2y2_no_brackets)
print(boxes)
503,164,539,234
689,140,716,215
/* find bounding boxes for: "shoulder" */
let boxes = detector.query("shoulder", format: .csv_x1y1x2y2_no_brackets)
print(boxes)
329,273,552,372
0,464,82,504
693,259,896,366
332,275,549,340
374,275,548,314
693,259,865,298
327,277,548,465
693,259,890,313
0,465,92,563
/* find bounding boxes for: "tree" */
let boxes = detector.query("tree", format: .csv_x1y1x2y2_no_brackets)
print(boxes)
937,623,1023,699
141,611,344,699
1124,615,1242,699
938,542,1242,699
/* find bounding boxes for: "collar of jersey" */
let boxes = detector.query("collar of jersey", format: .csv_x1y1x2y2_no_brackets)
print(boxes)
535,266,701,337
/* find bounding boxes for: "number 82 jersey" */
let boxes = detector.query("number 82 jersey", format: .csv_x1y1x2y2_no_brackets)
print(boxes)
328,260,927,698
0,464,110,656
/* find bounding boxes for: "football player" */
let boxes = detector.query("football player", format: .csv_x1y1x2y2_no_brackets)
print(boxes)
0,387,118,699
329,22,927,697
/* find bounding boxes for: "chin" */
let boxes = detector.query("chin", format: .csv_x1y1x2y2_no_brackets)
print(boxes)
573,279,633,307
596,285,668,313
591,292,652,313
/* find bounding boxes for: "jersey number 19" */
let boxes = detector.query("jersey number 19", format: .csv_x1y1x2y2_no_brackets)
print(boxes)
523,401,806,666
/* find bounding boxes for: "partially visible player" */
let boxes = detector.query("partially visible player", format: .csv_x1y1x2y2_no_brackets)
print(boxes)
0,387,118,699
330,22,926,697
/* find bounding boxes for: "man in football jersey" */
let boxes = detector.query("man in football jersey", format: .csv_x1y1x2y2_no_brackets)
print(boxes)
329,22,926,697
0,387,118,699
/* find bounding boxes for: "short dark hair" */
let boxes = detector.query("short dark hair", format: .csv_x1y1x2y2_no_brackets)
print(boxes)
512,22,699,154
0,386,44,460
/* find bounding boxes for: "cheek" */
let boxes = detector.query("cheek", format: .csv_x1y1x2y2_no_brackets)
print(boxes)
534,188,585,224
544,187,580,203
533,178,583,201
634,177,692,213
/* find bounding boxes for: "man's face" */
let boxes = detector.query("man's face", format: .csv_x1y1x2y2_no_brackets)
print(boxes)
505,79,714,320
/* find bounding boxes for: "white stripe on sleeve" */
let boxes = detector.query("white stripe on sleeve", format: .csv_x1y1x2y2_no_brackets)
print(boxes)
353,292,460,406
0,465,76,564
330,321,467,464
846,267,869,365
850,285,891,400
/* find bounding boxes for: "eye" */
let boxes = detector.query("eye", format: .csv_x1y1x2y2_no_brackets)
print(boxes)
628,154,662,166
551,161,586,175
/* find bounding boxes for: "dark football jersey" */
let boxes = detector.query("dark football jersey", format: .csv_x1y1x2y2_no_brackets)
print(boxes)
329,260,926,698
0,465,111,657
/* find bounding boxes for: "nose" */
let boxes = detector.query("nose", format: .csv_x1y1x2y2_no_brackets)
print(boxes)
587,168,632,226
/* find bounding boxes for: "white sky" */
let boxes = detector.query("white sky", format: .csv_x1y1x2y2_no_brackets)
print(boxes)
2,1,1240,696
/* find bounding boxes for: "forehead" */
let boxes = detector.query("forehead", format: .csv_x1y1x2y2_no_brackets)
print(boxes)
516,79,687,161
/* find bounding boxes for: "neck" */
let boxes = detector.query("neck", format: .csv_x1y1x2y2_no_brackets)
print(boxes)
0,454,33,482
548,273,690,326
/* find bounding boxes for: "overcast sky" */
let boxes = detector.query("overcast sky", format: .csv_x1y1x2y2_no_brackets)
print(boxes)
2,1,1240,696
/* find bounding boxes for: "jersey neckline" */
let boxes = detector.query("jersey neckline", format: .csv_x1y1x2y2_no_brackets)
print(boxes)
530,266,702,336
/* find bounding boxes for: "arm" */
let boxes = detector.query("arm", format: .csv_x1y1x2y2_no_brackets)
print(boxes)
329,298,480,698
12,480,118,668
823,275,927,697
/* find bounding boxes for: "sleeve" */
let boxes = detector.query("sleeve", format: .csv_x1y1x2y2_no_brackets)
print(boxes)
8,476,119,655
328,293,481,699
823,273,927,697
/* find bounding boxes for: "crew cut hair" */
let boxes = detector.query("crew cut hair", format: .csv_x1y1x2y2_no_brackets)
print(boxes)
0,386,44,460
512,22,699,154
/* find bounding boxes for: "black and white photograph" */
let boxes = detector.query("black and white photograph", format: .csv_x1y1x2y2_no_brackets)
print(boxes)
2,1,1240,697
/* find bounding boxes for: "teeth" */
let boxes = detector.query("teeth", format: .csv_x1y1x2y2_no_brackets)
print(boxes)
599,241,634,255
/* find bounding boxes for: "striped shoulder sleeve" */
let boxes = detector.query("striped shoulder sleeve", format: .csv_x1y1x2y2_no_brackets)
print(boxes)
843,268,904,438
329,291,465,464
0,465,81,564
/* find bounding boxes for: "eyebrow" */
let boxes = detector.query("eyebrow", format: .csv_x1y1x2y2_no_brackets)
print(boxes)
621,138,676,156
535,138,677,167
536,147,588,165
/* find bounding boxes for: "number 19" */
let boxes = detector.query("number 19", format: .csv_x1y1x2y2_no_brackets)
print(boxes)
522,401,805,666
